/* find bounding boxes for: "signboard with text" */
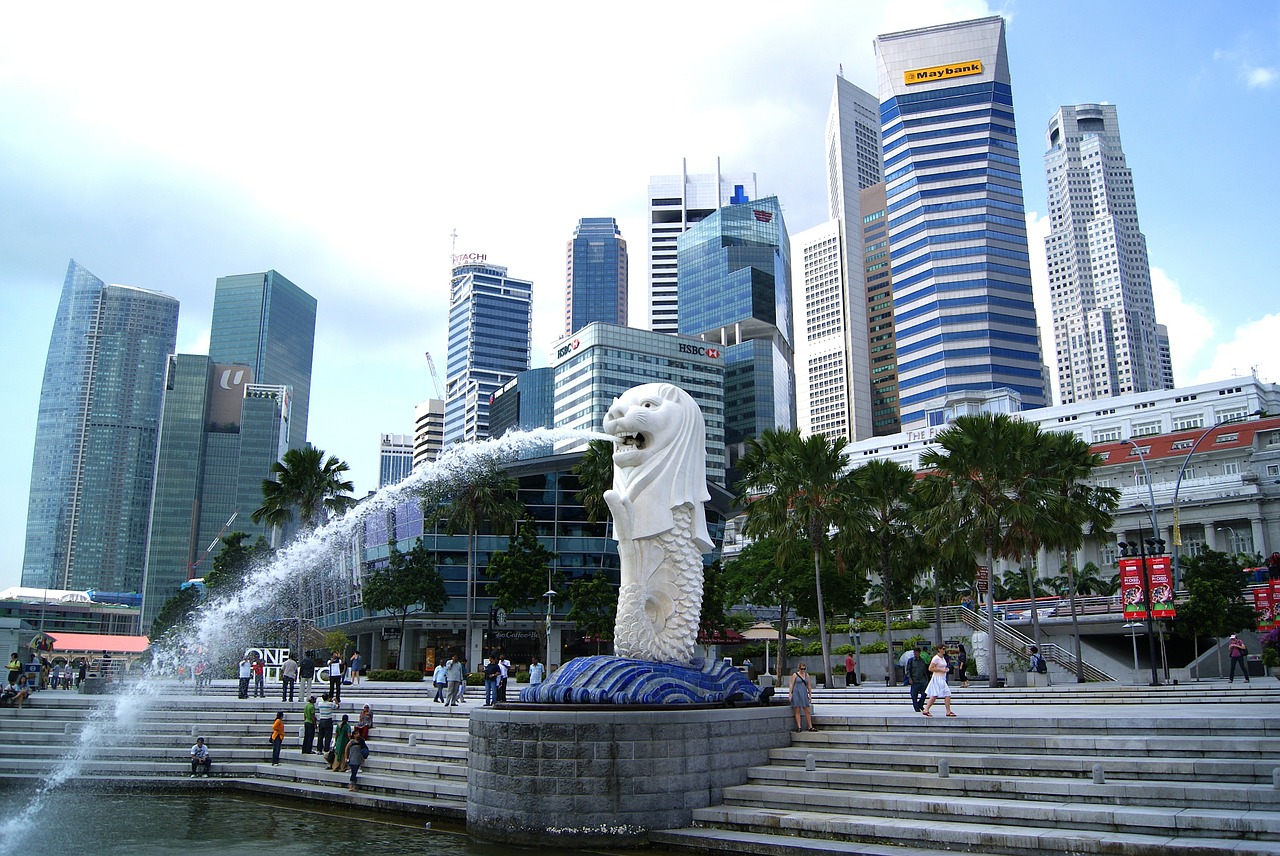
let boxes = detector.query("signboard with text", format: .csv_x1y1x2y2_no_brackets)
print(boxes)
1119,557,1148,620
1146,556,1176,619
1254,586,1274,631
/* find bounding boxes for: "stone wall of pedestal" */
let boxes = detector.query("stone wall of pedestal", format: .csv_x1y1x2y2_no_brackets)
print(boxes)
467,705,793,848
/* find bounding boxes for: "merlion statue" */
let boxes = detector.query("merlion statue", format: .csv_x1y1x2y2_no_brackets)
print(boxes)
970,629,990,677
603,383,712,663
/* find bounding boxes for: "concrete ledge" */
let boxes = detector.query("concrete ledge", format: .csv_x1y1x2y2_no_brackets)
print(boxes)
467,704,793,848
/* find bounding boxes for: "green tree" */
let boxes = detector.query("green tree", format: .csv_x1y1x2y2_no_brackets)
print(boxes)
148,585,202,642
565,573,618,655
252,444,356,535
322,629,352,658
1176,549,1257,674
421,455,524,662
573,439,614,524
736,429,855,682
918,414,1053,686
361,537,449,666
722,535,812,680
202,532,272,596
486,522,562,616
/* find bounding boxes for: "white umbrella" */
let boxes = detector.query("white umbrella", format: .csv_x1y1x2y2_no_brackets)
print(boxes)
740,622,799,675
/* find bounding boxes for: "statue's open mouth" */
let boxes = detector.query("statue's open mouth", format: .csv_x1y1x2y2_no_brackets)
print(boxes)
619,433,648,450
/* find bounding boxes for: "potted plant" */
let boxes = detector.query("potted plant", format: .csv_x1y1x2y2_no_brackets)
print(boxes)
1004,653,1031,687
830,664,847,688
1260,630,1280,680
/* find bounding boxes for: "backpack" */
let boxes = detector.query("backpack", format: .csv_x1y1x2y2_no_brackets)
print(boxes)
1034,655,1048,674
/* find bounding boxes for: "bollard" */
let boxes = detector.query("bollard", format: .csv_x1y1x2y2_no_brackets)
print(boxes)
805,754,816,772
191,725,198,737
1273,768,1280,790
938,759,950,778
408,733,419,747
1093,764,1105,784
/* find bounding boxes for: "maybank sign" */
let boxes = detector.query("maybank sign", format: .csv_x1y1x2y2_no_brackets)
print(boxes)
904,59,983,85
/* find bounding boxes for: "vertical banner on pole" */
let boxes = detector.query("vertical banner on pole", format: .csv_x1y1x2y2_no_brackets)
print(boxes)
1119,557,1148,620
1146,556,1176,619
1270,579,1280,631
1254,586,1274,631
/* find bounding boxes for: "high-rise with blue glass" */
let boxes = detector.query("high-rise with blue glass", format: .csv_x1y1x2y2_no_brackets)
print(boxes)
22,260,179,593
677,196,795,477
565,218,628,336
209,271,316,450
874,17,1049,431
444,256,533,446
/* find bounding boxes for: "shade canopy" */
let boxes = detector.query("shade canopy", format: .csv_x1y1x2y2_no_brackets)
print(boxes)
739,622,798,641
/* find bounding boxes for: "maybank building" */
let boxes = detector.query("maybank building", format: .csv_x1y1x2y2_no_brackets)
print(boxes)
874,17,1048,431
550,322,726,486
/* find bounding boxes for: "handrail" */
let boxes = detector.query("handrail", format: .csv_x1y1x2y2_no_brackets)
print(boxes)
952,606,1113,682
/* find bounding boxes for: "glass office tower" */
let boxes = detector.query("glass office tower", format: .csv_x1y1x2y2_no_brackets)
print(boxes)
22,260,179,593
565,218,628,336
209,271,316,450
677,196,794,477
444,258,533,446
874,17,1048,430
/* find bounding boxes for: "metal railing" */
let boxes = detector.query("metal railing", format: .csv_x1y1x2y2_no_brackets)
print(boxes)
952,606,1114,682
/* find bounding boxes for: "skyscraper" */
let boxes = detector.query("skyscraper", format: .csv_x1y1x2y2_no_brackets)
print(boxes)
565,218,628,335
862,183,902,435
1044,103,1171,402
379,434,414,488
792,77,884,441
489,367,556,459
412,399,445,469
209,271,316,450
647,160,757,335
874,17,1048,431
678,196,795,476
23,260,179,593
142,356,291,627
444,255,533,446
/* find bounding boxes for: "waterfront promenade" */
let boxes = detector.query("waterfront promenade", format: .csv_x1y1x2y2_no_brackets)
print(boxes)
1,678,1278,855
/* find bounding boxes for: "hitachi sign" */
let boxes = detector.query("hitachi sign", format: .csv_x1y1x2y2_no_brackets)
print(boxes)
904,59,983,85
452,252,487,266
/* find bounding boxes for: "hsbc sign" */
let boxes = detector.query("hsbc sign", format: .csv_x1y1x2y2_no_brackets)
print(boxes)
555,338,581,359
679,343,720,359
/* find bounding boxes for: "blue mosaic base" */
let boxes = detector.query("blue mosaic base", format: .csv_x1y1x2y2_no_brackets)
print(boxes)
518,655,764,705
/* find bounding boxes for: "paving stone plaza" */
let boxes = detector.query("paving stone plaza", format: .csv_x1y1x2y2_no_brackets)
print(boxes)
1,678,1278,855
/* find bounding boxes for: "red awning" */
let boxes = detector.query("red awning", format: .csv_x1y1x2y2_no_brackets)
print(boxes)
46,632,150,654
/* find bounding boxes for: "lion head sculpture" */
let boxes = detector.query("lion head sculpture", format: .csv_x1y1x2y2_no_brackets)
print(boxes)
602,383,712,552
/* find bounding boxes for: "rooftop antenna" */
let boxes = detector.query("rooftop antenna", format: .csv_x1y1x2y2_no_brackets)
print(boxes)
450,227,458,254
838,63,844,78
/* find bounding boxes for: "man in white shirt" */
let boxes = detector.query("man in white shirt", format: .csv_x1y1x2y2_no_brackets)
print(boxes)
528,656,545,687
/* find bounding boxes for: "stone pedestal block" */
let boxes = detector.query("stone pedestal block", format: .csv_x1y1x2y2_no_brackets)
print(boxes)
467,705,793,848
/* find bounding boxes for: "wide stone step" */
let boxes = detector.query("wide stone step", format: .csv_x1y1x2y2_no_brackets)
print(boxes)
784,731,1280,760
744,764,1280,810
806,714,1280,738
688,804,1280,855
770,746,1280,784
714,783,1280,840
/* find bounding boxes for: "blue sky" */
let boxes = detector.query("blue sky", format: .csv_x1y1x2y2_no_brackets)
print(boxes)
1,1,1276,590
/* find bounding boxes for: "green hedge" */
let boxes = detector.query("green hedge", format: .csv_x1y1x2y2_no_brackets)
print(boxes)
367,669,423,683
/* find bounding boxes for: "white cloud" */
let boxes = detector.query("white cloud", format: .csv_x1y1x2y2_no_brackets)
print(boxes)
1189,313,1280,386
1245,65,1278,88
1148,266,1214,385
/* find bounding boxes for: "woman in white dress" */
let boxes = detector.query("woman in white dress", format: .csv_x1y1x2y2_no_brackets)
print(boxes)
921,643,956,717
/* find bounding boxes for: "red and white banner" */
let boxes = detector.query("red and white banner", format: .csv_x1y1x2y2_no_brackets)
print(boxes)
1119,557,1147,620
1254,585,1275,631
1146,556,1176,619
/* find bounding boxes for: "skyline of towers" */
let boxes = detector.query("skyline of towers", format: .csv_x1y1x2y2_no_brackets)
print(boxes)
379,433,414,488
443,256,533,446
647,159,757,335
1043,103,1172,403
22,260,180,593
874,16,1050,431
565,217,628,336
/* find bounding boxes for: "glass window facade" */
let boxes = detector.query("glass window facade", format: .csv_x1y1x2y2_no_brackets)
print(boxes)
566,218,628,336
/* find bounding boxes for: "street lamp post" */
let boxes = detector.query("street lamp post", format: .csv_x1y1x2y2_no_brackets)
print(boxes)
543,588,556,673
1217,526,1239,556
1121,438,1163,687
1169,410,1263,587
1122,621,1145,684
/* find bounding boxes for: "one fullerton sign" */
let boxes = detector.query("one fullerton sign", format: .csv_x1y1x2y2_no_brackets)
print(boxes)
904,59,983,85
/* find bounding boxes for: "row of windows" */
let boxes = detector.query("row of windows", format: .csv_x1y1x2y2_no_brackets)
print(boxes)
892,260,1031,293
894,326,1041,359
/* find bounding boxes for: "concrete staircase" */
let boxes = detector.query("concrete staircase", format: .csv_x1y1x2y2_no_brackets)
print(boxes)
0,691,471,818
653,694,1280,856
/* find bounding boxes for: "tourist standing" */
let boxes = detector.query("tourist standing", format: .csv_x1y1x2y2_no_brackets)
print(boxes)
789,663,815,732
76,658,87,689
844,653,857,687
431,662,448,703
237,656,251,699
316,693,337,753
495,652,510,704
251,656,266,697
528,656,545,688
955,643,970,689
331,714,351,772
445,654,465,708
345,731,368,791
327,653,344,703
348,650,363,686
280,652,299,702
301,696,317,754
299,651,316,698
482,656,499,705
906,646,930,712
7,653,20,685
922,644,956,717
898,646,915,686
1227,635,1250,683
270,711,284,765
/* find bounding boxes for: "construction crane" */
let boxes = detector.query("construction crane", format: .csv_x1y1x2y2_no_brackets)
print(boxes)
425,351,444,399
188,510,238,579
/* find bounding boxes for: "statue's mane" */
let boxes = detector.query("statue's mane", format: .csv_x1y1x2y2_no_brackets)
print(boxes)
613,383,713,552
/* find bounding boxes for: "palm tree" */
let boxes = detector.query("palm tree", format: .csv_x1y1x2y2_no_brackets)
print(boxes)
252,444,356,538
736,430,855,682
841,458,921,683
421,455,524,667
573,439,614,525
1073,561,1112,596
917,414,1051,687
